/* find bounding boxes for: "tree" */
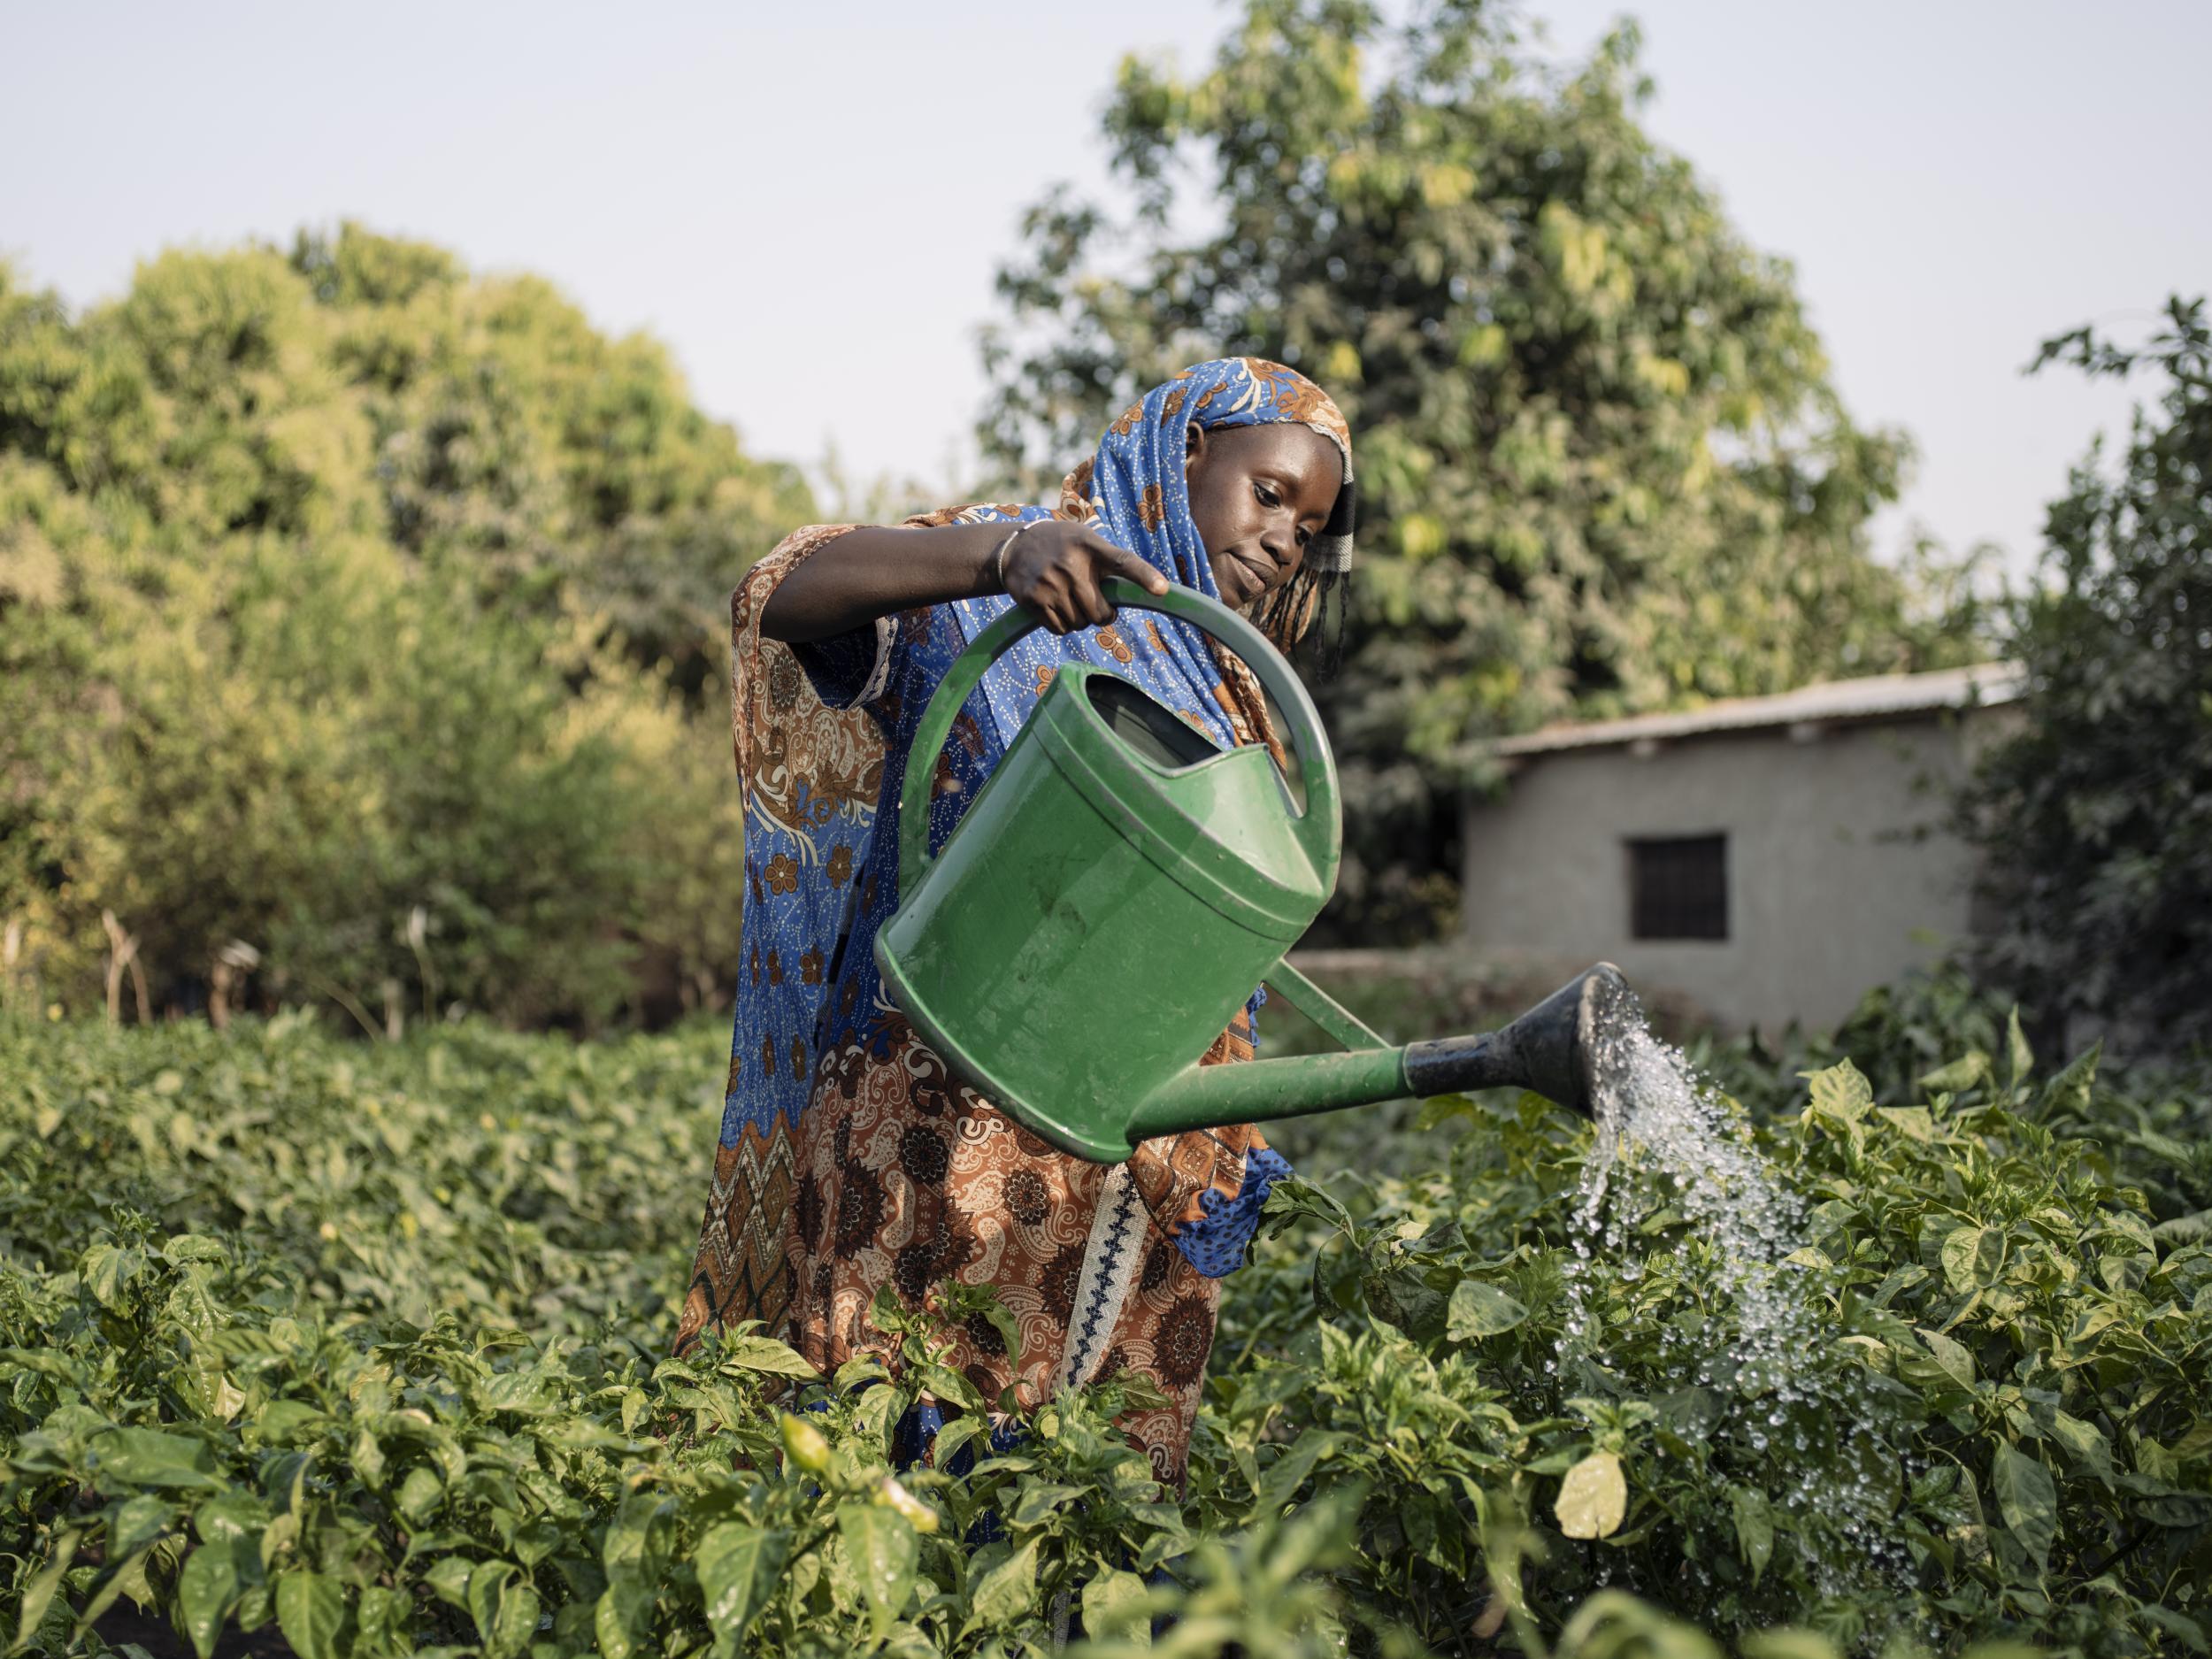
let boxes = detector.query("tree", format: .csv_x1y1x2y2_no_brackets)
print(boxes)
0,226,806,1027
1964,296,2212,1054
981,0,1986,940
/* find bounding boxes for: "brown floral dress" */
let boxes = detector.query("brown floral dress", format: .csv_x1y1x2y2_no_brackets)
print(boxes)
679,358,1353,1486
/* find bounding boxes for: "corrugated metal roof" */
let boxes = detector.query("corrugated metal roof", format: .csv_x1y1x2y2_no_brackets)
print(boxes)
1489,661,2025,757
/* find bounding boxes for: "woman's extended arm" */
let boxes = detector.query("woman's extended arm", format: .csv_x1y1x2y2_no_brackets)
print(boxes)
758,519,1168,642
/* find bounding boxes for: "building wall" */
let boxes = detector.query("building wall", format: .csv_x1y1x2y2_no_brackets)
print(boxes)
1459,714,1989,1033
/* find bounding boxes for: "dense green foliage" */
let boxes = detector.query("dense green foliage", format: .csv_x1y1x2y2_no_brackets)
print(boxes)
0,226,813,1030
980,0,1989,937
1960,296,2212,1053
5,985,2208,1656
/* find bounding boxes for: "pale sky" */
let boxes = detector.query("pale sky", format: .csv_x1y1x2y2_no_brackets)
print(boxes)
5,1,2207,575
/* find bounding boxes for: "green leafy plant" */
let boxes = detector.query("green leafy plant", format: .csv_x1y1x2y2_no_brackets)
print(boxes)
3,999,2208,1656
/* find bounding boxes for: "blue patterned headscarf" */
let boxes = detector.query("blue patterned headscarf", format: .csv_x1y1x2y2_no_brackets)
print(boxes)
945,357,1356,755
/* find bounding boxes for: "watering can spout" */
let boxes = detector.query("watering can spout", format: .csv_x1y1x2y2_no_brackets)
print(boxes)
1396,962,1632,1122
1118,962,1637,1148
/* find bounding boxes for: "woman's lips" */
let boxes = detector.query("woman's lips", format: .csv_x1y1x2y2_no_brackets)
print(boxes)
1226,547,1274,598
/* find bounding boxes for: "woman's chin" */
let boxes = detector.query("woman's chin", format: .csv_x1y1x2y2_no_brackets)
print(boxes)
1221,560,1270,609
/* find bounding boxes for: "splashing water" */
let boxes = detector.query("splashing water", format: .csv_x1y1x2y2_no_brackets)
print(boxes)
1559,1002,1911,1609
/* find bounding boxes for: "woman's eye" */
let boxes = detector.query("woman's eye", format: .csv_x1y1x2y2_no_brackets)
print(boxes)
1254,482,1280,508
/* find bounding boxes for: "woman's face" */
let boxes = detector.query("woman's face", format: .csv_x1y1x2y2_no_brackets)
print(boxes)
1183,422,1342,611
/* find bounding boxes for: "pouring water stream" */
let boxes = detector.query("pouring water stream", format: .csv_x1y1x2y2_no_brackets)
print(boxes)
1558,994,1911,1603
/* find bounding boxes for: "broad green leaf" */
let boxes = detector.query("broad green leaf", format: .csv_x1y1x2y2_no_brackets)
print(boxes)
1082,1567,1153,1646
712,1333,822,1379
1919,1052,1991,1094
929,1416,985,1470
967,1537,1041,1627
1554,1451,1627,1540
1917,1326,1976,1389
1803,1061,1872,1122
2136,1606,2209,1655
478,1370,549,1412
177,1538,250,1659
350,1425,387,1489
1730,1488,1774,1584
979,1300,1025,1379
1941,1226,2006,1293
490,1579,539,1658
2044,1409,2116,1486
110,1494,173,1556
83,1243,144,1310
696,1523,789,1641
1256,1428,1348,1512
275,1571,346,1659
1009,1482,1088,1528
2169,1420,2212,1463
1876,1106,1934,1141
396,1464,444,1523
69,1544,150,1644
12,1529,81,1653
423,1555,474,1609
2152,1209,2211,1247
2041,1041,2100,1115
917,1362,986,1413
1992,1443,2057,1572
595,1582,648,1659
91,1425,220,1488
2099,1253,2152,1294
466,1560,516,1651
1448,1278,1530,1340
838,1502,918,1638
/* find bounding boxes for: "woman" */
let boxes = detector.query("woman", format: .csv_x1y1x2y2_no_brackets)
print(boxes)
677,357,1355,1485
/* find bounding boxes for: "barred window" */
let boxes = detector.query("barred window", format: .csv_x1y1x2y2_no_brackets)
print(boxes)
1628,834,1729,941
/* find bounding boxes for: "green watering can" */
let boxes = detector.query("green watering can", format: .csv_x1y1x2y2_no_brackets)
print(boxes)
874,578,1632,1164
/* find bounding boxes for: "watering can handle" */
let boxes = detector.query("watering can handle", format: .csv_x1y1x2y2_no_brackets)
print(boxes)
897,576,1341,903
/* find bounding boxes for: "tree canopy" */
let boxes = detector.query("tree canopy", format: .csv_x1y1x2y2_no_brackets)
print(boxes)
1965,296,2212,1053
981,0,1986,937
0,224,812,1027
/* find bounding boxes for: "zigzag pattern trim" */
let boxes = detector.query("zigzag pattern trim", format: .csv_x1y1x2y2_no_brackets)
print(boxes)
1059,1164,1144,1391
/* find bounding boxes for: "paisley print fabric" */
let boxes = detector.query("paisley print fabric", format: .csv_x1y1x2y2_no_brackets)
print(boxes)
679,358,1348,1486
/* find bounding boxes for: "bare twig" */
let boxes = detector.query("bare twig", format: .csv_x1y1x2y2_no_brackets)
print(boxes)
303,972,383,1042
99,910,139,1025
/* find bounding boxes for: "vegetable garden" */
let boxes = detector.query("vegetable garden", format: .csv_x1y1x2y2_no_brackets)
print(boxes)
3,977,2208,1657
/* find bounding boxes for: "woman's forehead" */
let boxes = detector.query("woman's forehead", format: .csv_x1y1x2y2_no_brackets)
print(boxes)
1204,419,1343,475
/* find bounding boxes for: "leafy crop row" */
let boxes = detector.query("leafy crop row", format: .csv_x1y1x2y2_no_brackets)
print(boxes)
3,994,2208,1656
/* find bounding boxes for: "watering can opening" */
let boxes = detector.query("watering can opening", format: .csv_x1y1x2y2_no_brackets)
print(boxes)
1083,675,1220,771
876,578,1644,1164
1084,672,1310,818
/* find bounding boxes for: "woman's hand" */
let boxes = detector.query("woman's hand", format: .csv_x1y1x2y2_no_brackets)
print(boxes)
759,518,1174,645
1002,520,1170,634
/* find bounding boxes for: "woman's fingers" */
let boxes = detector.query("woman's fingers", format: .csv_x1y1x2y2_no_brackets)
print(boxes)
1070,535,1164,626
1096,540,1171,598
1008,524,1171,634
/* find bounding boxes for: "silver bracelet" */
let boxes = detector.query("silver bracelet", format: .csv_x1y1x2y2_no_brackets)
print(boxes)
992,519,1037,589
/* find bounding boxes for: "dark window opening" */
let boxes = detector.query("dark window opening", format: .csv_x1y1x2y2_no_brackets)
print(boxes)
1629,834,1728,941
